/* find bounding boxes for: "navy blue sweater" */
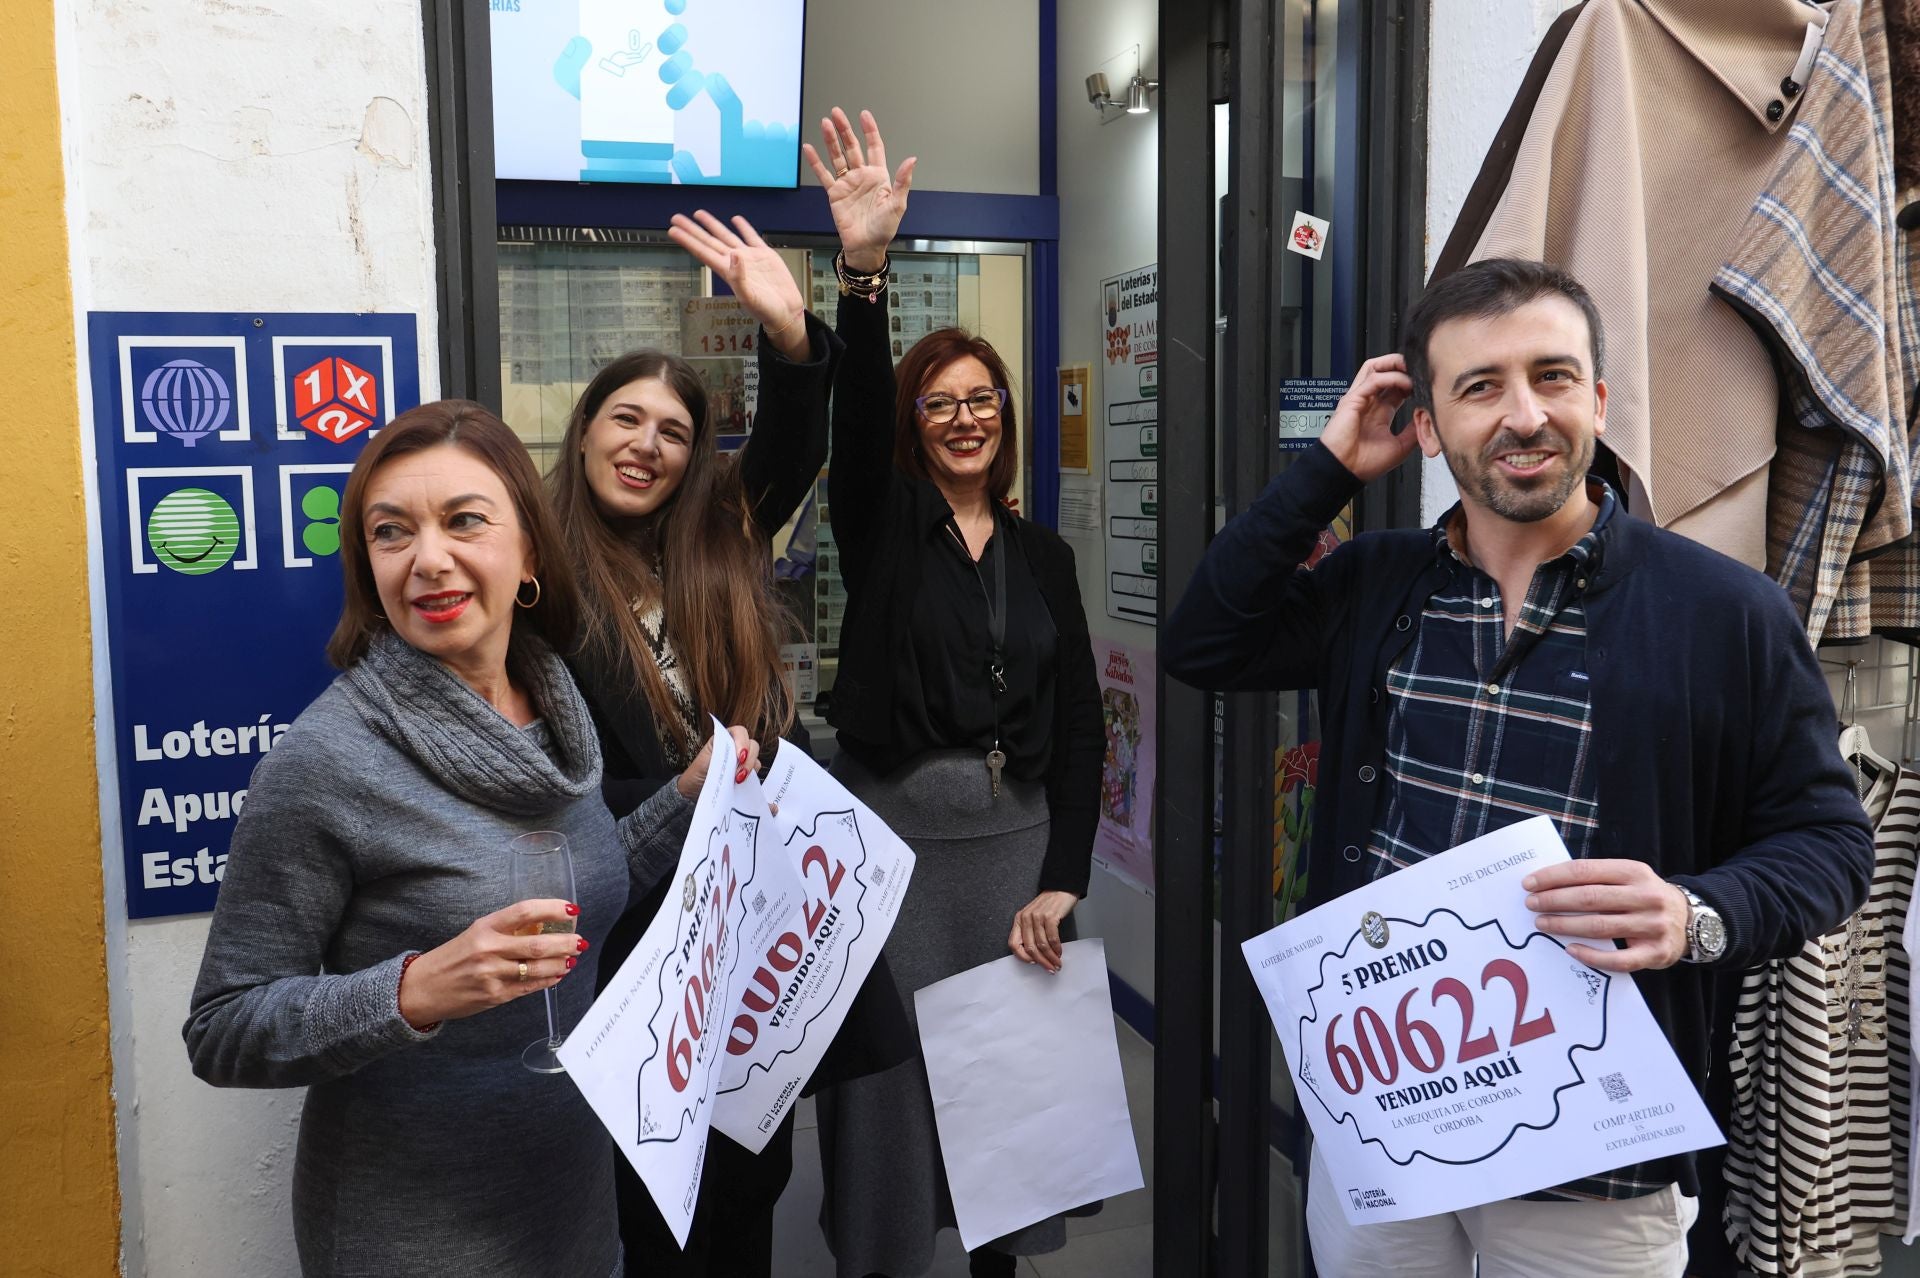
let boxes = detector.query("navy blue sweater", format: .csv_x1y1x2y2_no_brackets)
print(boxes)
1165,443,1874,1188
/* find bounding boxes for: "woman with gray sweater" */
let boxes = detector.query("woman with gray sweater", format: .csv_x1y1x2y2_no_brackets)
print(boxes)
183,403,761,1277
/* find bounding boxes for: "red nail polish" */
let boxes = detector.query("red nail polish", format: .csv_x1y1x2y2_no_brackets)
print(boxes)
565,957,577,971
737,747,749,765
576,937,589,953
735,769,749,783
564,902,580,917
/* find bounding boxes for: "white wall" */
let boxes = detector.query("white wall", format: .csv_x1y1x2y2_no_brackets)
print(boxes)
802,0,1039,196
1055,0,1160,1000
1419,0,1574,523
54,1,441,1271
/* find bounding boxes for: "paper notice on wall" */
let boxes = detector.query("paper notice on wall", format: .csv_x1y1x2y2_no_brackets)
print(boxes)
559,718,807,1247
1101,265,1158,625
680,296,759,357
1091,638,1155,895
1058,478,1102,537
710,745,917,1151
779,643,817,703
1059,364,1092,473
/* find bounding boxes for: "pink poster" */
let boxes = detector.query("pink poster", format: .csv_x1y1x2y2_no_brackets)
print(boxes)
1090,638,1155,895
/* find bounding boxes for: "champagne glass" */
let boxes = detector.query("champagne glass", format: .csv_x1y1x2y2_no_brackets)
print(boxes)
510,830,577,1074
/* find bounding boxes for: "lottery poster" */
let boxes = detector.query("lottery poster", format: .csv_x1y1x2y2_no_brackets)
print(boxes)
559,719,805,1246
1243,817,1721,1222
1090,637,1155,895
1099,265,1158,625
710,744,916,1150
564,728,919,1237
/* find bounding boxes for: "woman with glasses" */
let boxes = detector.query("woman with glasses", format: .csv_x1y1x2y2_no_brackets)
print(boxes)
803,108,1104,1278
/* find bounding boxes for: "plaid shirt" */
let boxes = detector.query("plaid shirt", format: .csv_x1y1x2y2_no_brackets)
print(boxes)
1365,484,1664,1202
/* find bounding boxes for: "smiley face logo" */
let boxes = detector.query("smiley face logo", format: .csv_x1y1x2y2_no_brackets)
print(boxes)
147,488,240,576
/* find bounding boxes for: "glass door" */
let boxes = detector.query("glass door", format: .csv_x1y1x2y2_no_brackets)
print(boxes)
1155,0,1425,1271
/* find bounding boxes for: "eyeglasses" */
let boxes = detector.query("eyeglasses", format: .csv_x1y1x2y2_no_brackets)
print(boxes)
915,388,1008,425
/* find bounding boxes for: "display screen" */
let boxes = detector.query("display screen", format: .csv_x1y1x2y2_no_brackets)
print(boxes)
491,0,806,188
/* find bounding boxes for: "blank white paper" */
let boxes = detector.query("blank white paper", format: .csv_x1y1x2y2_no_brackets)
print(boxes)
914,938,1145,1250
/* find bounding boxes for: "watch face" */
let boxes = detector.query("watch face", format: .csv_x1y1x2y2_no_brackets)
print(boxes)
1696,912,1728,957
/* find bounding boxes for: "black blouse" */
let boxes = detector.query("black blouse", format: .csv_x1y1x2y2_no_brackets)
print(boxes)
864,508,1060,781
825,288,1105,897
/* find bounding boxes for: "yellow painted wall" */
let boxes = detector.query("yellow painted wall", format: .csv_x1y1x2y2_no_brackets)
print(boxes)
0,2,123,1274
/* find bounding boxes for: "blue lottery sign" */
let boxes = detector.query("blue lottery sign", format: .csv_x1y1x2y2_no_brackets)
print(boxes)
88,312,421,919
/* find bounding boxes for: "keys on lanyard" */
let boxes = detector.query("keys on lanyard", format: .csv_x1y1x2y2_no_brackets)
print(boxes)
987,661,1007,797
950,514,1010,801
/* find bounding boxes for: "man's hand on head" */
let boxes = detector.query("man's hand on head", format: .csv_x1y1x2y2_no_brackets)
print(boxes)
1521,858,1691,972
1320,354,1419,485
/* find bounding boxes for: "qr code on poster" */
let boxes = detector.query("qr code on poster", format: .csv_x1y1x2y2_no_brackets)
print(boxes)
1600,1072,1631,1103
752,890,768,916
871,865,887,887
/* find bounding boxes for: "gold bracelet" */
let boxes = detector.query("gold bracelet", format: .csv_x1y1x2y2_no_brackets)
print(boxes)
765,308,807,341
835,251,890,301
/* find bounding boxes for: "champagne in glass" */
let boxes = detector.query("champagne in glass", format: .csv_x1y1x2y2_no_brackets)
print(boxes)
510,830,578,1074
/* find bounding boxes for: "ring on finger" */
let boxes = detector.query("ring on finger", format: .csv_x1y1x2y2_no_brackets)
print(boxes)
517,961,528,982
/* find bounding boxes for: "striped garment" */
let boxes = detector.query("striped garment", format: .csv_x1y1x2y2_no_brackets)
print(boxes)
1722,760,1916,1275
1712,0,1918,644
631,595,701,769
1365,485,1663,1201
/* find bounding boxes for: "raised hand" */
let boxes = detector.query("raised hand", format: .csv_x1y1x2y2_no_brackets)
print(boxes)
802,107,915,273
1319,353,1419,484
667,211,810,360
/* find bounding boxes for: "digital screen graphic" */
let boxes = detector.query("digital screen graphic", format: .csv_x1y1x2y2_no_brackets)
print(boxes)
491,0,807,188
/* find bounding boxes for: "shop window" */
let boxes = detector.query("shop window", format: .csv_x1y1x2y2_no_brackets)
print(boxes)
496,230,1029,748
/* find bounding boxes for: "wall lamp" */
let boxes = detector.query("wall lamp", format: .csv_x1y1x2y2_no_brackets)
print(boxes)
1086,71,1158,116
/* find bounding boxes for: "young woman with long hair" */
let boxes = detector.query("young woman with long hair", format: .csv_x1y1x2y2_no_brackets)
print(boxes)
802,109,1105,1278
548,211,909,1278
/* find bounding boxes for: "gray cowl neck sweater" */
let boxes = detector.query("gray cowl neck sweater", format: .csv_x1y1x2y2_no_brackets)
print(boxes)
343,628,605,814
186,629,690,1277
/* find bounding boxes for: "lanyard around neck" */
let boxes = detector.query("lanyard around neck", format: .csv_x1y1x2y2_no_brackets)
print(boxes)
945,513,1007,695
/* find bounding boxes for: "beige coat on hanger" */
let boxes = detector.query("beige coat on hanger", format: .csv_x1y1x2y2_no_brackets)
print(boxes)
1457,0,1830,569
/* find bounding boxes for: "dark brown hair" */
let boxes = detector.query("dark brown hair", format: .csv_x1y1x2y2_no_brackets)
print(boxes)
326,400,580,669
546,351,795,757
1403,258,1606,413
892,328,1020,502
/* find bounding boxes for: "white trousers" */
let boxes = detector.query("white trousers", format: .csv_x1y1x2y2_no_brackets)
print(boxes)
1306,1148,1698,1278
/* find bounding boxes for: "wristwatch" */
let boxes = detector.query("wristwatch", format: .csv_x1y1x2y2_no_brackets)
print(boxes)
1675,886,1727,964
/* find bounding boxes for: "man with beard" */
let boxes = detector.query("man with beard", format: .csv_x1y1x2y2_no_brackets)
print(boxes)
1164,258,1872,1277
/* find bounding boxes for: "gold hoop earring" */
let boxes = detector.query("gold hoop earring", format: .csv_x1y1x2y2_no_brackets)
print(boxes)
516,577,542,609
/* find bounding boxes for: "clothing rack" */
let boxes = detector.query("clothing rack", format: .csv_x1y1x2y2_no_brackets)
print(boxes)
1820,641,1920,762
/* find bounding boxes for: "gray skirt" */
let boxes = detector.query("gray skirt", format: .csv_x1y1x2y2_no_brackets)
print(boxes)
815,749,1068,1276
